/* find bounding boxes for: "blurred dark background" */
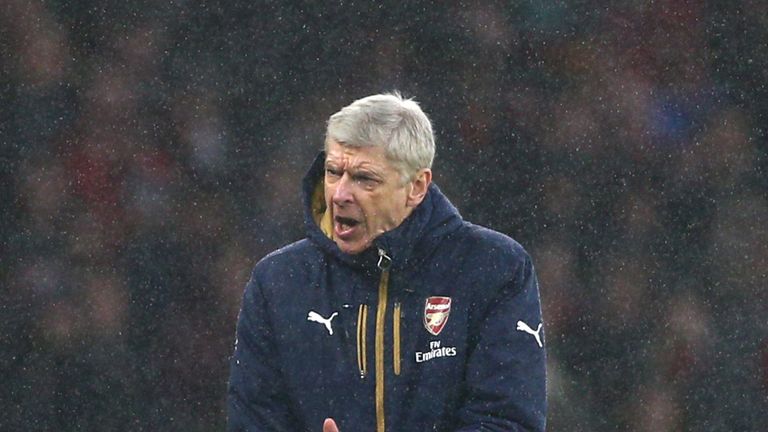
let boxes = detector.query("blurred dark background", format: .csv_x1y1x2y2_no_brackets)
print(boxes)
2,1,767,430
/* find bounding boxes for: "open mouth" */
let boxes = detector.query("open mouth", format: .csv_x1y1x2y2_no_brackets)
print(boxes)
334,216,360,237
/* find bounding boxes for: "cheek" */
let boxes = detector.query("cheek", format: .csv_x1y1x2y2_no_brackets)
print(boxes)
364,202,395,227
356,199,376,224
324,184,335,204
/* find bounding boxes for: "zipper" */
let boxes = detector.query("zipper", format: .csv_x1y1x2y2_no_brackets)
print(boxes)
393,302,401,376
375,248,392,432
377,247,392,271
357,304,369,378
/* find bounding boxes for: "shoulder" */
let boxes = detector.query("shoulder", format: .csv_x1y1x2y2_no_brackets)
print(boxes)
258,238,317,265
458,222,530,261
446,222,533,282
251,239,322,281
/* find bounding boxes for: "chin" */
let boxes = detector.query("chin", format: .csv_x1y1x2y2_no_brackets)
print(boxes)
341,246,365,255
337,241,370,255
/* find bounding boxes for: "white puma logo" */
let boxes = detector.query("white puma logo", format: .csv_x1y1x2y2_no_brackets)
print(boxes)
516,320,543,348
307,311,338,335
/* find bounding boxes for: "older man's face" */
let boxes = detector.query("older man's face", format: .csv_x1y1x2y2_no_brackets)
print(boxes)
324,139,414,255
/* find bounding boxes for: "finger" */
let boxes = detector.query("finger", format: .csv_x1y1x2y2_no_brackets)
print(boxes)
323,418,339,432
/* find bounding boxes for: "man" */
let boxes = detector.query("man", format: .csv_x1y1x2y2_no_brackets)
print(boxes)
228,93,546,431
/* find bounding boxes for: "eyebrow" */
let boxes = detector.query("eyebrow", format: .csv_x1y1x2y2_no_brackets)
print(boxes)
353,168,382,179
325,162,384,182
325,157,381,172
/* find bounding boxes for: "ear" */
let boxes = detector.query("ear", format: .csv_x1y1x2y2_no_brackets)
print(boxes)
406,169,432,208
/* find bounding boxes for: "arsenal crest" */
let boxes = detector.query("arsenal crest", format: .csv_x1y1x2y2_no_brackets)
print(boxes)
424,296,451,336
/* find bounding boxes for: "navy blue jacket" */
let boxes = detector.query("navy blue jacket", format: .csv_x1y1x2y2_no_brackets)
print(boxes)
228,153,546,431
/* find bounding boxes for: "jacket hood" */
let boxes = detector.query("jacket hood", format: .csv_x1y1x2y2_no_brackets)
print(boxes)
301,151,464,272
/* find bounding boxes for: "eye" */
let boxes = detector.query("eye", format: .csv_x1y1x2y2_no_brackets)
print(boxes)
353,174,379,187
325,167,341,178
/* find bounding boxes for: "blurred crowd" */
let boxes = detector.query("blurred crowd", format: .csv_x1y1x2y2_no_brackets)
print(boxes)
2,1,767,431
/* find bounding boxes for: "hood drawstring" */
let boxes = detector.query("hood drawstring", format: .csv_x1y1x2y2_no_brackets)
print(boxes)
377,248,392,271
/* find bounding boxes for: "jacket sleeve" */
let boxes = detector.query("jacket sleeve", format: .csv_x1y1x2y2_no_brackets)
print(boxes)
455,253,547,432
227,270,297,432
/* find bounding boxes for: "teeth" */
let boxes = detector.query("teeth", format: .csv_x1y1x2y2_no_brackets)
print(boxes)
336,217,357,229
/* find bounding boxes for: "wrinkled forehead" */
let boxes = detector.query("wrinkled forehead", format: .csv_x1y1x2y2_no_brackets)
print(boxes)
325,140,392,169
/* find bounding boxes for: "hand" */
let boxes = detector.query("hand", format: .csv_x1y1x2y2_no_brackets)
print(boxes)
323,418,339,432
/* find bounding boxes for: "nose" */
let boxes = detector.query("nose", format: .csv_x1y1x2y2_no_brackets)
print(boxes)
332,174,354,206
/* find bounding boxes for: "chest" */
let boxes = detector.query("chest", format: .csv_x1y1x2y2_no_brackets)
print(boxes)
270,264,491,386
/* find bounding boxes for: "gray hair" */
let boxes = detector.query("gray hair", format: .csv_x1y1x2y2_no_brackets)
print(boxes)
325,92,435,182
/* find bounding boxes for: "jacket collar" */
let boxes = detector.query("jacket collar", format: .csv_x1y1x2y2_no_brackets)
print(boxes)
302,151,463,273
